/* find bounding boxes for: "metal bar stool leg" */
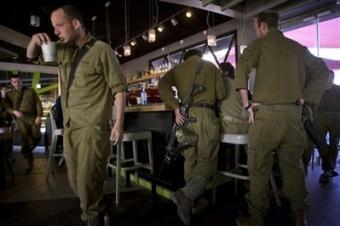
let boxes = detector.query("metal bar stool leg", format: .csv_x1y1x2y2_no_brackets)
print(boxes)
115,143,122,206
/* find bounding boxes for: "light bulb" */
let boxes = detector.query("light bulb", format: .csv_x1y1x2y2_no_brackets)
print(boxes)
148,29,156,43
123,45,131,56
207,35,217,46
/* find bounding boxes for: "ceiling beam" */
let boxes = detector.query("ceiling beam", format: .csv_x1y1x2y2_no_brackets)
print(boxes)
0,25,30,49
243,0,290,18
0,47,19,59
0,62,57,75
158,0,243,18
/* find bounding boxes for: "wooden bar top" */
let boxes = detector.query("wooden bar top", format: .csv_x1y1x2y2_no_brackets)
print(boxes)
125,103,172,113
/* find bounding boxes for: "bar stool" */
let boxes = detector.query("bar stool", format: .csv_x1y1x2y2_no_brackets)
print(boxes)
46,107,63,181
107,131,153,205
214,133,281,207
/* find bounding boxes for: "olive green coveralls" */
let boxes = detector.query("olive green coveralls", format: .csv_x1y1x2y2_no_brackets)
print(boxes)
56,34,125,221
235,30,329,217
6,87,42,165
314,84,340,170
159,56,225,200
218,77,248,134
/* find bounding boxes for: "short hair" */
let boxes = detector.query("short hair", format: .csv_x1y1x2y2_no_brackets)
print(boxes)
219,62,235,79
54,5,84,25
183,49,202,61
256,11,279,29
10,73,21,80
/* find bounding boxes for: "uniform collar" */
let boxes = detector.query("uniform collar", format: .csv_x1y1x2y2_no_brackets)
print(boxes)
265,29,283,38
77,33,96,50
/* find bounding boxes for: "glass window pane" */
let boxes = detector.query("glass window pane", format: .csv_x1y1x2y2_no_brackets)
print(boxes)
284,21,318,56
319,16,340,85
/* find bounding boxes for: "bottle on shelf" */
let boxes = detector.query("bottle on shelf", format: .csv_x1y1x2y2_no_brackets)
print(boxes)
140,83,148,105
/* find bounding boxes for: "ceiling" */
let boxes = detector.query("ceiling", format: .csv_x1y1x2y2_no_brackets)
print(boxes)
0,0,234,65
0,0,337,67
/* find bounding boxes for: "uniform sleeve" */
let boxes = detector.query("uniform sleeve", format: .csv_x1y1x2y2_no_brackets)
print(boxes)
158,69,179,109
303,49,329,105
215,68,226,100
101,47,126,95
32,89,43,117
4,94,14,114
234,41,260,90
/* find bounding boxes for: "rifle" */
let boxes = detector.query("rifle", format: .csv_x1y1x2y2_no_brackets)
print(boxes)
163,83,204,165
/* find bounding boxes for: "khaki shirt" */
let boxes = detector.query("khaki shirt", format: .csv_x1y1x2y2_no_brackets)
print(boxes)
158,56,225,109
6,87,43,117
235,30,329,105
218,77,248,122
318,85,340,112
56,34,125,127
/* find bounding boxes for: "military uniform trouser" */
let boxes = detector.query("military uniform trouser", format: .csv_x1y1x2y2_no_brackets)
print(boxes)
315,112,340,170
181,108,220,200
247,104,308,217
63,123,111,221
16,117,41,164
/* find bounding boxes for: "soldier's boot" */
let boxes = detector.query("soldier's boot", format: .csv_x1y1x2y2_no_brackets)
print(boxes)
236,215,264,226
292,211,308,226
319,172,330,184
171,189,192,226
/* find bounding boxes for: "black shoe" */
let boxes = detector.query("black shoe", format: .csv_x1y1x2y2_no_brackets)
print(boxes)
171,190,192,226
329,170,338,177
319,172,330,184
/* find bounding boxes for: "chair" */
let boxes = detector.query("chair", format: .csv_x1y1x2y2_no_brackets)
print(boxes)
0,126,14,188
45,107,63,181
213,134,281,207
107,131,154,205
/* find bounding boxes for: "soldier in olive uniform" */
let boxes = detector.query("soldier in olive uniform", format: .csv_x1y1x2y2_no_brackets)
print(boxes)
27,5,125,226
234,12,329,226
159,49,225,225
218,62,248,134
6,75,42,174
314,70,340,183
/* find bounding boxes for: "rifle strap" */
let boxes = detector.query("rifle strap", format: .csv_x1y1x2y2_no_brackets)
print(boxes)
66,38,97,107
182,60,205,103
14,86,27,111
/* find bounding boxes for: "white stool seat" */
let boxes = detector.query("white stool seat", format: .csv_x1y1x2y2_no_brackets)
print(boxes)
213,133,281,207
220,134,248,145
107,130,153,205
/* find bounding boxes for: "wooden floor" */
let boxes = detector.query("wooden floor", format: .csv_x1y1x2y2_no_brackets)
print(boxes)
0,146,339,226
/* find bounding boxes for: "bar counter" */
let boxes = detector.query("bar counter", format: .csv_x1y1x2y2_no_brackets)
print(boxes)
124,103,185,190
125,103,172,113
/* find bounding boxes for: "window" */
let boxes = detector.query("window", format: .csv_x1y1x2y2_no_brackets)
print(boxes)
150,31,237,71
283,14,340,84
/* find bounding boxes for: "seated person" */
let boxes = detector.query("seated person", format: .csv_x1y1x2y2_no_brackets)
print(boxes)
217,63,249,171
218,62,249,134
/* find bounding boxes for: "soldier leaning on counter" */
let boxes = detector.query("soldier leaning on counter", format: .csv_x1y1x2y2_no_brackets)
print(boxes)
158,49,225,226
5,74,43,174
313,70,340,184
26,5,126,226
234,11,329,226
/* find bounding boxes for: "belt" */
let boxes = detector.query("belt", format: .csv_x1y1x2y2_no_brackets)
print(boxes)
222,115,247,124
253,103,299,111
191,103,215,111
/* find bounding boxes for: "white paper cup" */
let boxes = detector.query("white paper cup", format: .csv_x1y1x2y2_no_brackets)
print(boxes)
136,97,142,105
41,42,56,62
